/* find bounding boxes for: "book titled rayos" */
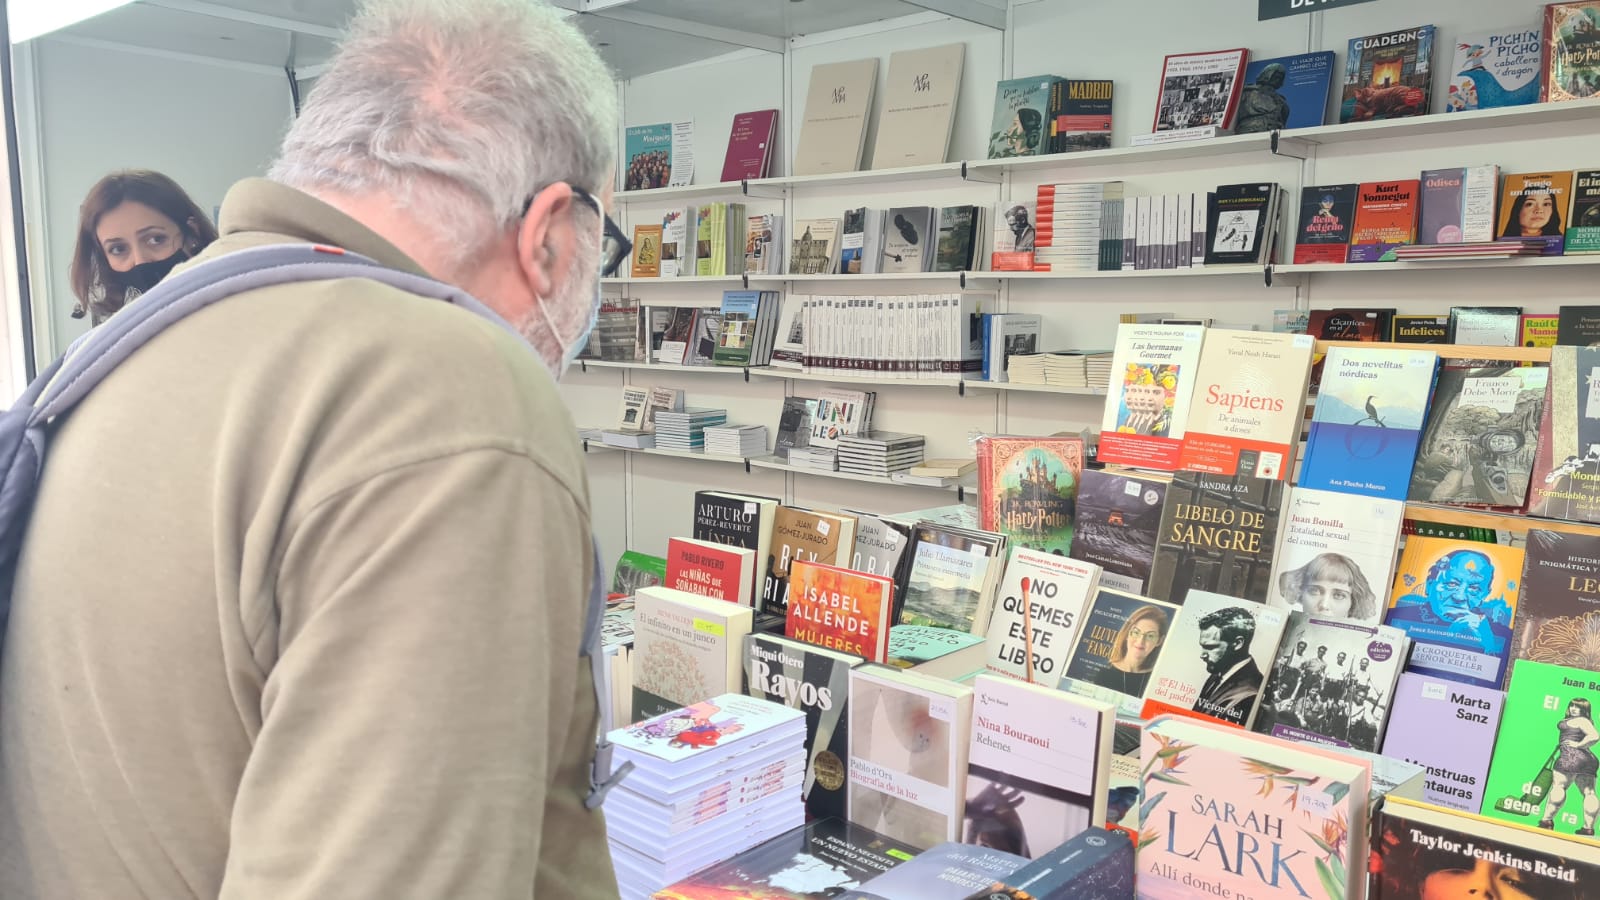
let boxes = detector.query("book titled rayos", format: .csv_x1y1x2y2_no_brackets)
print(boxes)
1300,346,1438,501
1177,330,1314,480
1141,589,1288,728
1098,323,1206,472
1480,659,1600,839
976,435,1084,555
743,635,864,822
1409,364,1548,509
1148,469,1286,606
1339,25,1437,123
1380,671,1504,813
1068,469,1167,594
1384,535,1523,690
1291,183,1357,264
1252,613,1409,752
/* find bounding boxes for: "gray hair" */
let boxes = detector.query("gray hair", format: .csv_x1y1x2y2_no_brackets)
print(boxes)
269,0,616,267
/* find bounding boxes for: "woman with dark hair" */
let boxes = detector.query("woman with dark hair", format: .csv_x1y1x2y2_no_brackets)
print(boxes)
1540,697,1600,835
1275,552,1378,621
1500,188,1564,239
69,170,218,325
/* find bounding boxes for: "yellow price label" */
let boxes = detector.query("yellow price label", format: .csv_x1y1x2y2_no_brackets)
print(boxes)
693,618,726,637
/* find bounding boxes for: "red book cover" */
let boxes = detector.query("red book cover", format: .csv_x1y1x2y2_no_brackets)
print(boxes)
1347,179,1420,263
783,559,892,661
666,537,754,606
720,109,778,182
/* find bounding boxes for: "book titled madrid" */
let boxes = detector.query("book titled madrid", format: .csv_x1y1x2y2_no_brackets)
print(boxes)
744,634,863,822
1252,612,1409,752
1069,469,1167,594
982,547,1099,684
1142,590,1287,728
1147,469,1286,607
1379,671,1504,812
965,675,1114,860
631,586,755,721
1139,715,1372,900
1098,323,1207,471
784,559,894,663
1177,330,1315,481
1299,345,1438,500
1383,535,1524,690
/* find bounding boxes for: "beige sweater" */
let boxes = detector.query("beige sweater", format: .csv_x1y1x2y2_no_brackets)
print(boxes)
0,178,618,899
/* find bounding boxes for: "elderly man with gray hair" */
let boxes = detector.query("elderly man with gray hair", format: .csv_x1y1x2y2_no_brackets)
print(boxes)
0,1,623,898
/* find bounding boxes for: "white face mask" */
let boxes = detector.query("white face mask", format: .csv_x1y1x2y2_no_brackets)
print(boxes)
540,273,600,378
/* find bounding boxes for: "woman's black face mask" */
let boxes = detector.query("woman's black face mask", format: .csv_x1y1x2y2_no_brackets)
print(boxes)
116,246,191,295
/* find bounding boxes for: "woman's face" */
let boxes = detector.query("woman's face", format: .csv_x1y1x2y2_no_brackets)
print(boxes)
1569,702,1583,718
1519,191,1556,235
96,201,185,273
1301,570,1355,618
1123,616,1164,669
1421,859,1534,900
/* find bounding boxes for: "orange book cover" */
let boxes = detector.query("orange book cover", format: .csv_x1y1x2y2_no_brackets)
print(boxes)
1347,179,1420,262
630,224,663,277
1497,170,1574,255
784,559,893,662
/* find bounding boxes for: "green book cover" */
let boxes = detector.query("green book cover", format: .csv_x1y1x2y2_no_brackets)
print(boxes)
1480,659,1600,838
1569,170,1600,255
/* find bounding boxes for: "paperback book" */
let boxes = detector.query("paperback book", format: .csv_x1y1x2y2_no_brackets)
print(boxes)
1380,671,1504,812
1097,323,1207,471
988,75,1061,159
1068,468,1167,594
1528,346,1600,523
1408,364,1548,509
1147,468,1286,607
1384,535,1523,689
1291,183,1358,265
651,818,916,900
1177,330,1314,480
1300,345,1438,500
1236,50,1334,133
1348,179,1421,262
898,524,1005,635
982,547,1099,684
1480,659,1600,839
1447,27,1542,111
631,587,755,721
743,634,864,822
837,843,1028,900
1141,589,1289,727
1267,487,1405,625
1514,529,1600,671
1060,588,1180,718
1252,612,1409,752
1571,170,1600,256
785,559,893,662
1498,171,1575,255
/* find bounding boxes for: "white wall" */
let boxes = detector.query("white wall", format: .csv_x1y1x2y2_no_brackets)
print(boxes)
15,40,291,358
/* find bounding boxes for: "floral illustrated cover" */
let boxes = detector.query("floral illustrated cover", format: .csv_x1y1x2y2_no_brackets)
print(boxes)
613,693,804,765
1098,324,1206,471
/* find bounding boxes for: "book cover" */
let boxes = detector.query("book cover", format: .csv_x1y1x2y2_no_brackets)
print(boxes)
934,205,978,273
1148,469,1285,606
1291,184,1358,265
1060,588,1180,718
1301,346,1438,500
651,818,916,900
1151,48,1248,132
847,513,913,585
1514,529,1600,671
1139,715,1370,900
720,108,777,182
846,665,974,850
983,547,1099,684
762,506,855,616
631,224,663,277
883,208,934,274
1392,313,1449,343
1237,51,1335,133
1543,2,1600,103
969,827,1135,900
1448,306,1523,346
1480,659,1600,838
631,588,756,722
785,559,893,663
1384,535,1523,689
1304,308,1396,392
838,843,1028,900
1380,672,1504,812
1529,347,1600,523
1252,613,1408,752
1340,25,1436,123
1053,79,1114,153
991,201,1037,271
1447,27,1542,111
743,635,864,823
1177,330,1315,480
611,693,802,770
988,75,1060,159
612,549,667,599
1347,179,1421,262
789,218,840,275
713,290,762,367
1068,469,1167,595
1499,171,1575,255
1526,313,1564,348
1569,170,1600,254
976,435,1084,555
1098,323,1207,471
1268,487,1405,625
964,675,1114,860
660,207,693,277
1203,183,1276,266
1419,166,1500,244
794,59,878,176
624,122,675,191
1142,590,1288,727
666,536,756,607
885,625,988,679
898,526,1000,634
870,43,965,169
1409,364,1548,508
693,491,777,603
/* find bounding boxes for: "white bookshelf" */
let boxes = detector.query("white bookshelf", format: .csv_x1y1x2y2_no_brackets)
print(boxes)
1275,255,1600,276
961,381,1108,396
744,367,965,389
575,359,746,375
745,456,964,492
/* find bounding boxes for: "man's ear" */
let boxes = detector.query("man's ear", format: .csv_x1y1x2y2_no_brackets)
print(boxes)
517,182,578,300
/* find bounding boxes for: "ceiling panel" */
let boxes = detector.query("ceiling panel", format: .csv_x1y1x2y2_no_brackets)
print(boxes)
572,14,747,81
186,0,359,31
62,3,308,67
619,0,926,38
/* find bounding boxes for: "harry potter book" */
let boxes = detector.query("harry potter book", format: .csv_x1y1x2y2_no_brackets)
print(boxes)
1141,589,1288,728
1147,468,1286,606
1542,2,1600,103
976,435,1084,556
1068,469,1167,595
1384,535,1523,689
743,635,864,821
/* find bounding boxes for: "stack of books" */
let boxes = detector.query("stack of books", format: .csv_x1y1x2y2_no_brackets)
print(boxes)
837,431,926,476
605,694,806,899
653,408,728,452
1392,239,1545,261
601,430,656,450
1007,353,1049,384
786,447,838,471
1006,350,1112,390
703,423,768,458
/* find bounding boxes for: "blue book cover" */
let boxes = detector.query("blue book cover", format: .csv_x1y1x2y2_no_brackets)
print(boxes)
967,827,1134,899
1238,51,1334,132
623,123,674,191
1300,346,1438,499
1447,26,1542,112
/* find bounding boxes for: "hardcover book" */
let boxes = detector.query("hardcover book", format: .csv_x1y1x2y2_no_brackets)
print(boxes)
1068,469,1167,594
1252,613,1408,751
720,108,777,182
975,435,1084,555
1098,323,1207,471
1347,179,1421,262
1060,588,1180,718
1542,2,1600,103
1384,535,1523,689
1480,659,1600,839
970,827,1135,900
713,290,762,366
1380,671,1504,813
964,675,1114,859
1237,51,1334,133
1291,183,1358,265
846,665,975,850
1498,170,1575,255
785,559,894,663
651,818,916,900
1150,48,1248,133
762,506,859,616
692,490,778,603
1300,346,1438,500
847,512,913,585
1138,715,1371,900
743,635,864,822
838,843,1028,900
898,524,1005,634
1408,364,1548,508
870,43,965,169
1528,346,1600,523
982,547,1099,684
1391,313,1449,343
1141,589,1288,727
1447,305,1523,346
794,59,879,176
882,207,936,274
1177,330,1314,480
1267,487,1405,625
1514,529,1600,670
624,122,676,191
1147,469,1285,606
1339,25,1437,123
1570,169,1600,254
1202,183,1277,266
988,75,1061,159
632,586,756,721
666,536,757,607
1447,27,1542,111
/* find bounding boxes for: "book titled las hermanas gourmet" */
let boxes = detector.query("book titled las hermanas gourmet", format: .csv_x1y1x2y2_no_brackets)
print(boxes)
1098,323,1206,471
1177,330,1314,480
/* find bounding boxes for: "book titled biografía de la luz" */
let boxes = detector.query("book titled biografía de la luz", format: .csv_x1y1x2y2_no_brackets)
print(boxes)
1142,590,1288,729
1177,330,1315,481
743,634,863,822
1138,714,1371,900
1383,535,1524,690
1300,346,1438,500
847,665,974,850
1098,324,1206,471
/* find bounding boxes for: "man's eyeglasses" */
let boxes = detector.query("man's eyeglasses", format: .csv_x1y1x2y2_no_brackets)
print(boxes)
523,184,631,279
